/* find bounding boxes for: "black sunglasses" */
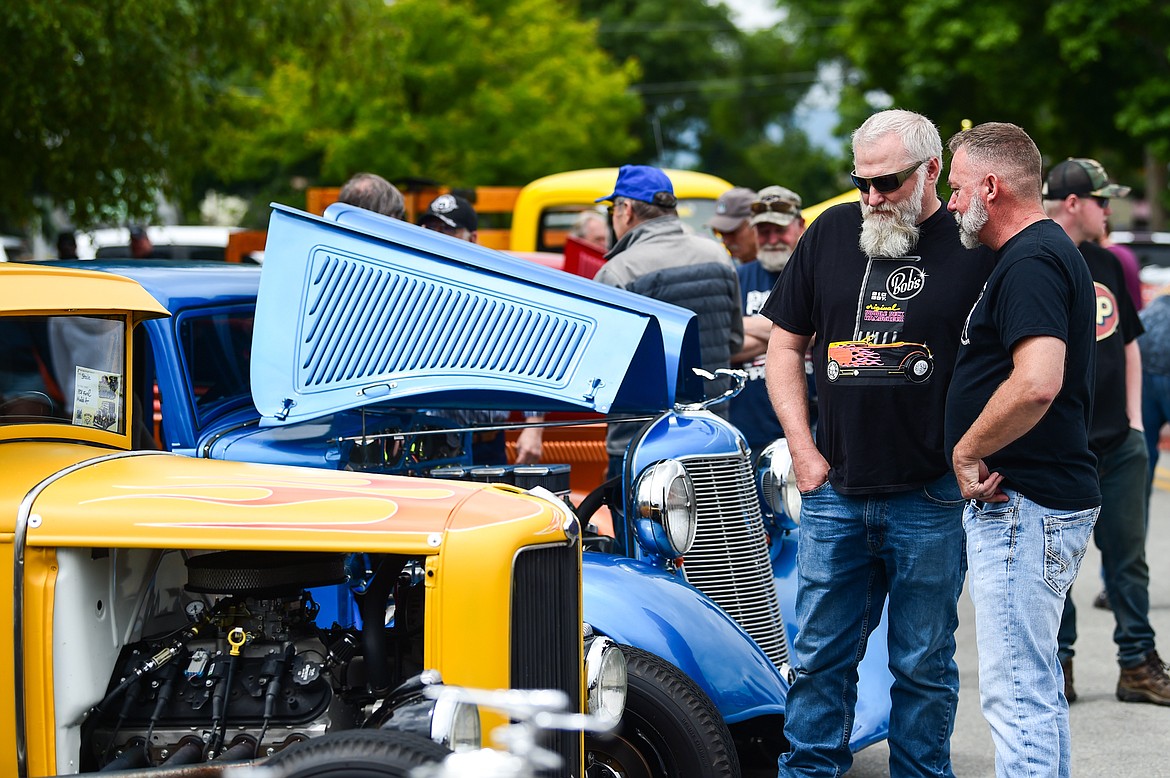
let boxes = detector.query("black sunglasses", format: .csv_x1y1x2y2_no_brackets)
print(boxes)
850,160,926,194
1090,196,1110,209
750,198,799,215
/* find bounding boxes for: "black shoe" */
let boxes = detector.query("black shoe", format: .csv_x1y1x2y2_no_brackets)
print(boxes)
1092,589,1112,611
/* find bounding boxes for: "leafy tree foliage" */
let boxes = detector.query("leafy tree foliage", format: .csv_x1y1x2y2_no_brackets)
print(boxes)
787,0,1170,212
579,0,846,201
1,0,639,231
209,0,641,209
0,0,328,230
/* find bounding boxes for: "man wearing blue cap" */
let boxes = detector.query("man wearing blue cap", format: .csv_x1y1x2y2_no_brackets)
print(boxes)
594,165,743,477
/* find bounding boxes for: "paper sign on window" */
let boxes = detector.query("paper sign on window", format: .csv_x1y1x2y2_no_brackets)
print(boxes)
73,366,122,431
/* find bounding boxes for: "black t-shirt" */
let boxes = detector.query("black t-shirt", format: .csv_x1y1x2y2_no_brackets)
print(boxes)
944,220,1100,511
1081,240,1144,455
761,201,994,494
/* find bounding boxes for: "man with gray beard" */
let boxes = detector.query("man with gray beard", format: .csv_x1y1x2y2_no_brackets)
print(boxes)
729,185,806,452
760,109,994,777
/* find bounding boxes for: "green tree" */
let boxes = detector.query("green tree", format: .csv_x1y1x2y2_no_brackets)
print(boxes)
0,0,327,230
579,0,845,201
786,0,1170,220
210,0,642,206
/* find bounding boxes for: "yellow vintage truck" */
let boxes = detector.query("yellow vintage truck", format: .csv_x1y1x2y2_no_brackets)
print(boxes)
0,263,629,776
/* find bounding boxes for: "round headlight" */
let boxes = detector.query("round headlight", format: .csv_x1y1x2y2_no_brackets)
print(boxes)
633,460,697,556
757,438,801,530
584,636,627,724
431,695,482,753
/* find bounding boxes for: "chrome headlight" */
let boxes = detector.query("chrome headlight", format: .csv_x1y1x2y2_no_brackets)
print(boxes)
584,634,627,725
757,438,801,530
371,671,482,753
633,459,697,556
431,693,482,753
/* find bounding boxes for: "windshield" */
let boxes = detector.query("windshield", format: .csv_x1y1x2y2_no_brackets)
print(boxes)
536,197,723,253
0,315,126,433
176,307,255,426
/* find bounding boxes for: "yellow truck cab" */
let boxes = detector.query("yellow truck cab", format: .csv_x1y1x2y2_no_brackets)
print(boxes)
508,168,733,253
0,264,613,776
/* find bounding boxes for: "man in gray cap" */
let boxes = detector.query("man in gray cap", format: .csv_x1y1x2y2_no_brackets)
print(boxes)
707,186,758,263
729,186,807,453
1044,158,1170,707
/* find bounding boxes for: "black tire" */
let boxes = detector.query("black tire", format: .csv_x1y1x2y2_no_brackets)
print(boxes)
263,730,451,778
826,360,842,382
585,645,741,778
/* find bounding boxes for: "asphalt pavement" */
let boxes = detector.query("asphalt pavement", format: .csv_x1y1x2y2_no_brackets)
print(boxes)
843,454,1170,777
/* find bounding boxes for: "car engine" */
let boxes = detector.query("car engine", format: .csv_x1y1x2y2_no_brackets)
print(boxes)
80,550,426,772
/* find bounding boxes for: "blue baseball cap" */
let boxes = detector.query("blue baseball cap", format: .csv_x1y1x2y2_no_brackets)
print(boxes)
595,165,675,204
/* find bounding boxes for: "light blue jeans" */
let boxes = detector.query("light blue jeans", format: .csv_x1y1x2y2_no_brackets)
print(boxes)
779,473,965,778
964,490,1098,778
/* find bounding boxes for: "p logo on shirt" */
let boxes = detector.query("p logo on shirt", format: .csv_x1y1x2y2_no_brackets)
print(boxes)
1094,281,1118,342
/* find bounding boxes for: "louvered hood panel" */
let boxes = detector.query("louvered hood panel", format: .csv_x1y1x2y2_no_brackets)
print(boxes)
253,203,705,426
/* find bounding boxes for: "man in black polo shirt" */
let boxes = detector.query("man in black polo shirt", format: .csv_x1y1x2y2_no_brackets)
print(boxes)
1044,157,1170,706
945,124,1101,776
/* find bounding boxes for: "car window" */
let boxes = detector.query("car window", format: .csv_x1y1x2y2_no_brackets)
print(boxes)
536,198,722,252
177,308,255,425
0,314,126,432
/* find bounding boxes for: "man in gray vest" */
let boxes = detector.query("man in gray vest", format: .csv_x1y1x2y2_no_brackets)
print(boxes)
594,165,743,477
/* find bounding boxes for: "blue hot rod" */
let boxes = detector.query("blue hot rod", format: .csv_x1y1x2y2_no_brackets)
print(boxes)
54,202,893,776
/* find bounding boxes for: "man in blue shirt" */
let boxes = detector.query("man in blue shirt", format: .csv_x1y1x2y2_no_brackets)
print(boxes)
729,185,807,454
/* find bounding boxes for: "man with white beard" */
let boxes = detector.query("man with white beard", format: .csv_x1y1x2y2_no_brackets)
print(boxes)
728,185,806,453
759,109,994,777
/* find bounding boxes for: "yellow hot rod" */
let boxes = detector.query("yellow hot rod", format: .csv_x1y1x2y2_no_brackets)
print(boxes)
0,263,623,776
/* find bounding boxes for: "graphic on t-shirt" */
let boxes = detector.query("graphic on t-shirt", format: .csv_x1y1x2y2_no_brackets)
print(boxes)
1094,281,1119,342
825,256,934,384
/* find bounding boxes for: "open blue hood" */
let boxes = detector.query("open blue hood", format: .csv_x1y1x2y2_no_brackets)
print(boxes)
252,203,704,427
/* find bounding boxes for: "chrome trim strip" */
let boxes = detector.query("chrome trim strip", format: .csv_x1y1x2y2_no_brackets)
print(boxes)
13,449,163,778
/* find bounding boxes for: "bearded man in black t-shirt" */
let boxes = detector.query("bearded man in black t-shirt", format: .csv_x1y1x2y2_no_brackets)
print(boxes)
761,109,993,777
945,124,1102,777
1043,158,1170,706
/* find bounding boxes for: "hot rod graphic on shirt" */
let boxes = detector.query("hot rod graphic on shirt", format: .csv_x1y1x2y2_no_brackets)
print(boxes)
825,256,935,384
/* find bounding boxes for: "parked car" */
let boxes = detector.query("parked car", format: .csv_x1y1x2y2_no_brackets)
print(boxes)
64,199,895,773
0,263,631,776
508,167,732,253
1110,229,1170,299
2,234,26,261
73,225,249,262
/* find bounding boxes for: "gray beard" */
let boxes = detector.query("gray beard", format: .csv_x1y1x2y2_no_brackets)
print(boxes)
757,245,791,273
955,194,989,249
858,172,926,258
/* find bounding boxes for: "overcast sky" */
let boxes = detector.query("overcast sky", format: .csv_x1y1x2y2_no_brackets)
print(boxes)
719,0,784,30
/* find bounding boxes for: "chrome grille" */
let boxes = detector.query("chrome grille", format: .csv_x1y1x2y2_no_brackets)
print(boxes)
681,454,790,672
299,251,588,389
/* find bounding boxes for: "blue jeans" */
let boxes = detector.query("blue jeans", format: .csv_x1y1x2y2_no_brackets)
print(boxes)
1058,429,1153,668
778,474,965,778
1141,369,1170,487
964,490,1098,778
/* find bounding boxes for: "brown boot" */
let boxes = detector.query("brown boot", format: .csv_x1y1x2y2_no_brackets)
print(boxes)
1061,658,1077,703
1116,650,1170,706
